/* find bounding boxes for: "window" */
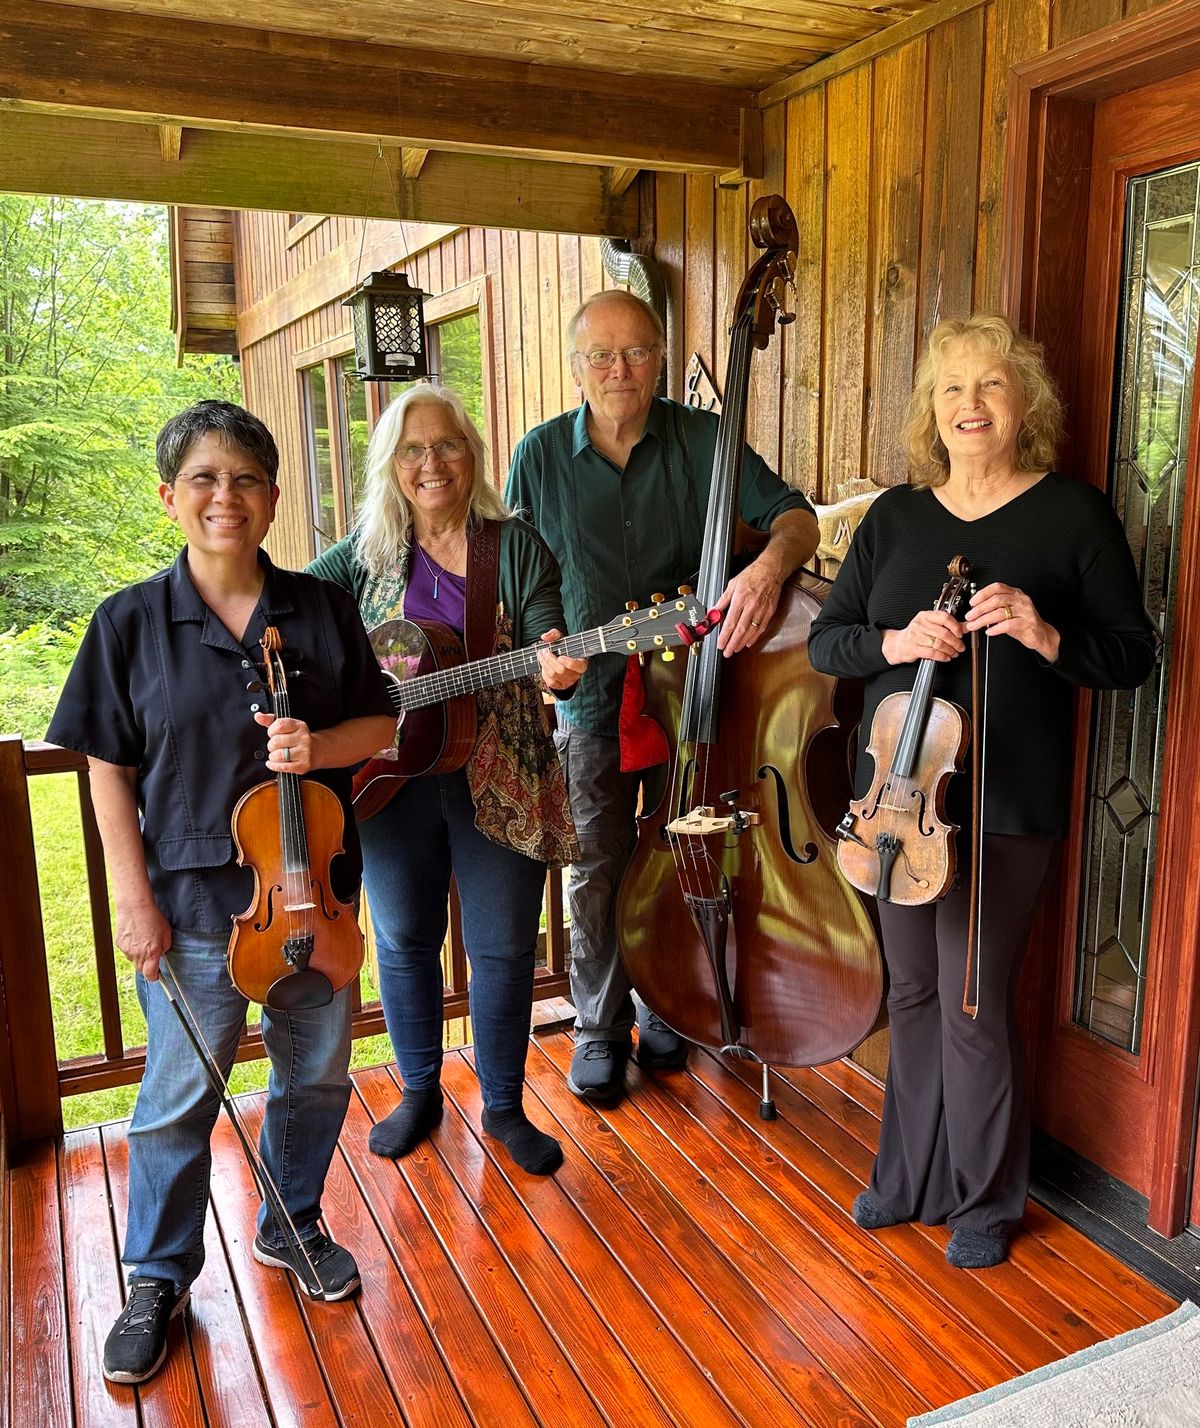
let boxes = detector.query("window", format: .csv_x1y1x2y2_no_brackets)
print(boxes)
429,311,485,433
302,364,336,555
335,356,370,519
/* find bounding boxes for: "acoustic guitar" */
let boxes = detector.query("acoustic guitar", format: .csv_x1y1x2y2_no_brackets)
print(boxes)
352,590,717,819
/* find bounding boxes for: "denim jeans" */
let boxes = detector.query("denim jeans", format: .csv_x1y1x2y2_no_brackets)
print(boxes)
359,769,547,1113
124,929,352,1293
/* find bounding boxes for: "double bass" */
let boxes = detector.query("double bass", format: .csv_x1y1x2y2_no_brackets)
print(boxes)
616,196,882,1074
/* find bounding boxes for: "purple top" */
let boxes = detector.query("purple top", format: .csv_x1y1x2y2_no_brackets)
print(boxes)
406,543,467,633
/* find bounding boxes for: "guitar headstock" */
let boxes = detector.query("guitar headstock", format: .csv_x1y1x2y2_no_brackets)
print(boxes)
605,590,721,660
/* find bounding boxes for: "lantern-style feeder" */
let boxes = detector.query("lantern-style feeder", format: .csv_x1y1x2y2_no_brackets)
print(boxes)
343,271,428,381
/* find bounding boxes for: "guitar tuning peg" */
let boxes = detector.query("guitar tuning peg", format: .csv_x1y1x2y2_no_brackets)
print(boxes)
661,650,676,663
637,652,647,667
678,584,693,596
651,592,665,604
626,600,639,612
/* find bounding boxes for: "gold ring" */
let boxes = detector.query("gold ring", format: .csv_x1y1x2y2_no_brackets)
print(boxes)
749,619,761,627
1004,604,1014,621
927,636,935,648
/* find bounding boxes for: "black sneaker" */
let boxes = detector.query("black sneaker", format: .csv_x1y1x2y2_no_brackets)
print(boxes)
567,1038,631,1103
635,1005,689,1069
252,1229,361,1301
102,1276,190,1384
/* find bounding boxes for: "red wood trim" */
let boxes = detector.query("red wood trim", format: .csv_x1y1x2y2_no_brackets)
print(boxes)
1145,362,1200,1235
0,738,61,1146
77,769,124,1061
1003,7,1200,1231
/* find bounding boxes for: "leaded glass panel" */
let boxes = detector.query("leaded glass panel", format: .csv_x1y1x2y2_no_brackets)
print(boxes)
1074,162,1199,1051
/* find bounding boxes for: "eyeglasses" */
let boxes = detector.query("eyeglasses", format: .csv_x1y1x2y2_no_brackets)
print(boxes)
576,345,660,371
395,437,470,468
175,472,273,493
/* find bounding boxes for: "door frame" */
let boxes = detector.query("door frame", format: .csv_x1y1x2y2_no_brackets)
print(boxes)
1001,0,1200,1237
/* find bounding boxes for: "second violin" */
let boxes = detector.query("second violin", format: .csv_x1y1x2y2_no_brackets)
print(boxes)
836,556,973,905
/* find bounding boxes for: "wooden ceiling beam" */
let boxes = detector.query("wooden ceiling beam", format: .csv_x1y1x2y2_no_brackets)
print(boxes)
0,0,747,173
158,123,183,162
0,111,640,238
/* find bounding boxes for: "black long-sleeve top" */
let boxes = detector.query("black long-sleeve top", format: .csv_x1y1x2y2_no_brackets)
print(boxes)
807,474,1157,839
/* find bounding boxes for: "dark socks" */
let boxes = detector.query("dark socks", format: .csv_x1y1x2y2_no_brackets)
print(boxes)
369,1085,443,1159
852,1191,904,1230
946,1227,1008,1269
482,1106,563,1175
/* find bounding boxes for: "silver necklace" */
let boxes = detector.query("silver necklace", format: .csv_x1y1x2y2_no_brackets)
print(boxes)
415,541,452,600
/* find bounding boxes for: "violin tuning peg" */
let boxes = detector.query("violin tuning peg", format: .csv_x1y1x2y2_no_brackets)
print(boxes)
245,679,263,692
626,600,639,612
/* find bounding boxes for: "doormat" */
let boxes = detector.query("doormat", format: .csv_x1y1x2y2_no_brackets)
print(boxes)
908,1301,1200,1427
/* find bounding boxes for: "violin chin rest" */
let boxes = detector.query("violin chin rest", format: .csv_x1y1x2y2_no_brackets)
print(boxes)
265,969,334,1011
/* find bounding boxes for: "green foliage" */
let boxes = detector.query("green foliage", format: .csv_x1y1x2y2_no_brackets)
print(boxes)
437,312,485,436
0,196,242,629
0,621,85,740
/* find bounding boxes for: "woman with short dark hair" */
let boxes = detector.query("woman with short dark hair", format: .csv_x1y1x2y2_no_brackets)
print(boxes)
48,400,396,1383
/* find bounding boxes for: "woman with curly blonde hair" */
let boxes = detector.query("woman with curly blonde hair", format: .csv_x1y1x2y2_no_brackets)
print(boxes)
810,314,1154,1269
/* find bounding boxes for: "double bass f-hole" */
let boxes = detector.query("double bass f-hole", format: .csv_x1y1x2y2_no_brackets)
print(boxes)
836,557,974,906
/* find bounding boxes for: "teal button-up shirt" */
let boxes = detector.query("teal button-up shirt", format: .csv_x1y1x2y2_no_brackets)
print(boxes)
505,397,813,736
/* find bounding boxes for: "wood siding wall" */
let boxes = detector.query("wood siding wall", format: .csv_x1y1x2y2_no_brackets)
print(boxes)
234,211,615,567
653,0,1172,510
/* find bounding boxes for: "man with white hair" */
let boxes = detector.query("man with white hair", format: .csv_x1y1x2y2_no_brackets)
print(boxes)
506,289,818,1104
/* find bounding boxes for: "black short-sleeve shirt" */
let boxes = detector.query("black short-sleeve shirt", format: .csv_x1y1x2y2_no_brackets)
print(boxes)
46,548,394,935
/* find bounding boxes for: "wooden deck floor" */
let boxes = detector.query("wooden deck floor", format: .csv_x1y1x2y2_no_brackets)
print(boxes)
8,1020,1178,1428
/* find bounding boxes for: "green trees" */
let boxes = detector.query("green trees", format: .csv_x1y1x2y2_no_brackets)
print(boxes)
0,195,241,735
0,196,241,633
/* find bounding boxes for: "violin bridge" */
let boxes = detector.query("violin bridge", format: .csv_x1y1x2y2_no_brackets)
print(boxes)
667,805,761,836
283,900,318,913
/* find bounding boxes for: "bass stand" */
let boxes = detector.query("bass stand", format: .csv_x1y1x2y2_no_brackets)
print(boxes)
157,956,329,1299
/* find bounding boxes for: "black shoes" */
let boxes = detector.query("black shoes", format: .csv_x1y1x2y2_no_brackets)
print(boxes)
634,1005,689,1070
252,1229,362,1301
102,1276,190,1384
567,1037,631,1103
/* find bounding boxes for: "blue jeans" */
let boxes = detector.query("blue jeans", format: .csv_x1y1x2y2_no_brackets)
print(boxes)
124,930,352,1293
359,769,547,1113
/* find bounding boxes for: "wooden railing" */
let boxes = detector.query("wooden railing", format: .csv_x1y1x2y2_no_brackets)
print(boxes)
0,734,571,1150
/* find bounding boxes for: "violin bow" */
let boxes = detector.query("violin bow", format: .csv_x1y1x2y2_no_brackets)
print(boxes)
157,956,331,1297
962,620,989,1018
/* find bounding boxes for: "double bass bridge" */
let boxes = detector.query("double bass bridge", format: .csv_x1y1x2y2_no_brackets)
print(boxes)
666,803,761,838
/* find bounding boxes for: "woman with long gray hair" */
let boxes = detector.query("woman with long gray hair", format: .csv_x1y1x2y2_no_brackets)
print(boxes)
309,384,585,1175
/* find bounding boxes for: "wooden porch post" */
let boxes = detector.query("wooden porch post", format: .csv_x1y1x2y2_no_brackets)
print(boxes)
0,736,63,1147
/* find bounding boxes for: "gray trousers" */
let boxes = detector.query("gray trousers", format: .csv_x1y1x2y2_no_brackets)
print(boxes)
553,723,645,1041
870,832,1057,1240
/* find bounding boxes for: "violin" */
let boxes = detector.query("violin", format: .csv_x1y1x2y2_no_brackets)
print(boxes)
227,626,364,1010
616,195,882,1075
835,557,973,905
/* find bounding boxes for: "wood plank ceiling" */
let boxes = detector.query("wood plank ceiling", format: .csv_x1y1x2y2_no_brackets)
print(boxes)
0,0,940,234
